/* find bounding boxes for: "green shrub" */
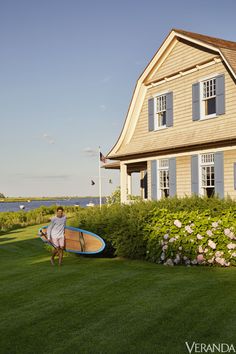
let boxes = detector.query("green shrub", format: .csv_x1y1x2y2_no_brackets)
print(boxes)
69,196,236,266
0,205,79,232
145,207,236,267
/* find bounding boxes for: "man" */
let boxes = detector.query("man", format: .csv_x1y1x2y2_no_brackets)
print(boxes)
46,206,66,266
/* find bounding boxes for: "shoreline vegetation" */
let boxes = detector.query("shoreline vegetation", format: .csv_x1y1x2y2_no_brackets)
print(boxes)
0,205,80,233
0,196,101,203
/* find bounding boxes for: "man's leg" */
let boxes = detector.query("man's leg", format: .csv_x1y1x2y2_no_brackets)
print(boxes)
58,248,63,266
51,247,59,265
58,238,65,266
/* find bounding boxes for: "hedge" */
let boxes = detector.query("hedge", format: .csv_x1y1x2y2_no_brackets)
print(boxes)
69,196,236,266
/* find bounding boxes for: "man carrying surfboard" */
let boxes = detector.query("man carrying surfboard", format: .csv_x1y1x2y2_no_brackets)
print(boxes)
46,206,66,266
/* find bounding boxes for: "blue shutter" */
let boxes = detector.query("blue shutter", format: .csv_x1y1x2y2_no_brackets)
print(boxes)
234,163,236,190
191,155,199,195
169,157,176,196
148,98,154,131
151,160,157,200
215,152,224,198
216,74,225,115
166,92,173,127
192,83,200,121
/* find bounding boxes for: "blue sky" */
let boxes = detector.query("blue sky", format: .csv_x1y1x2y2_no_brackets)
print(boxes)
1,0,236,197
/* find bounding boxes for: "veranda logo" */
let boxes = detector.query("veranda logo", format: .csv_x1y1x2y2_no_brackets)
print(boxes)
185,342,236,353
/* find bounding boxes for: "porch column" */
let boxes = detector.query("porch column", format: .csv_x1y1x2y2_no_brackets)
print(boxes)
120,163,128,203
127,173,132,196
140,171,144,198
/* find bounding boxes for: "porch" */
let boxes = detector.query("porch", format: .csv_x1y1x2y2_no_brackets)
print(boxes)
103,161,148,203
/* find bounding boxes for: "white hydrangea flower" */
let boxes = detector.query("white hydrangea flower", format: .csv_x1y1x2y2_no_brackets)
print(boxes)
164,259,174,266
208,240,216,249
198,246,204,253
212,222,218,228
174,220,182,228
197,234,204,240
228,232,235,240
215,257,225,266
185,225,193,234
215,251,223,257
160,252,165,260
227,243,236,250
224,228,231,236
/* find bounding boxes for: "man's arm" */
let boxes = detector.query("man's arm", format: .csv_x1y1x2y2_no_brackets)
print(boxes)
46,218,55,240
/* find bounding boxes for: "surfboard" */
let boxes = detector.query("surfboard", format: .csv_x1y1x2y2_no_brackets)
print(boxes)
38,225,106,255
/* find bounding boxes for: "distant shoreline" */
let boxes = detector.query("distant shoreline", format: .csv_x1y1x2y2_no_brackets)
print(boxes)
0,196,101,203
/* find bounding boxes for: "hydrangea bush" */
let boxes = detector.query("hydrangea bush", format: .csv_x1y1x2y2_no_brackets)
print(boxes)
145,208,236,267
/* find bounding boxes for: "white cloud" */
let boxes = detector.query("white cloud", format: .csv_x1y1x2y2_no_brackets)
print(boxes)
101,75,111,83
42,133,55,145
82,147,97,157
99,104,107,111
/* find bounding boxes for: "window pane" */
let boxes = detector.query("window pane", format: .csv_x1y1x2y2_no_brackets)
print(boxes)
203,78,216,98
159,169,169,198
205,97,216,115
158,112,166,127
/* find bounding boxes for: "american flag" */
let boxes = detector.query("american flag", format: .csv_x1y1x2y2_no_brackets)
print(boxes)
100,152,106,163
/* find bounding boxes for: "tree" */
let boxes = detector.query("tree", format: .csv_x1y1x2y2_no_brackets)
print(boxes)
0,193,5,198
106,187,121,205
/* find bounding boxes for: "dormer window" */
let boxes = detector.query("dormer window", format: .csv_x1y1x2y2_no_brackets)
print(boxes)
202,78,216,117
155,95,167,129
148,92,173,131
192,74,225,121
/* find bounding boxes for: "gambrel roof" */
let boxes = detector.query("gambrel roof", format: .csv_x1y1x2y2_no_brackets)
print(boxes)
107,29,236,160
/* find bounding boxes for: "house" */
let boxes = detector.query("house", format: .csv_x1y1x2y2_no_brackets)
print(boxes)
105,29,236,203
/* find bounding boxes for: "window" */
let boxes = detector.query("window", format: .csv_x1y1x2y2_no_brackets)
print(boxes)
155,95,166,129
202,78,216,118
158,159,169,198
200,153,215,197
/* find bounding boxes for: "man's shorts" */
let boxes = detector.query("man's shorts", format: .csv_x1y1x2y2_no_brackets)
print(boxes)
51,237,65,248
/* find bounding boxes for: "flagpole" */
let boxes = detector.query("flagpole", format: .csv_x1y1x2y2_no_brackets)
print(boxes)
98,146,102,209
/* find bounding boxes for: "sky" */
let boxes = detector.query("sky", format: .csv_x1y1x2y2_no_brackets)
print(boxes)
1,0,236,197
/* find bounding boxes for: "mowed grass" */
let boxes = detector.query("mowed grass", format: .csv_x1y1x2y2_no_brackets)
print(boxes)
0,225,236,354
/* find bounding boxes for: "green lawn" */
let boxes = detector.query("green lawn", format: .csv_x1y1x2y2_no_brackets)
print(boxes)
0,225,236,354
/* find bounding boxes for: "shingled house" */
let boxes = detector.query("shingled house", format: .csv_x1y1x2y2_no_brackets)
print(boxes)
106,29,236,203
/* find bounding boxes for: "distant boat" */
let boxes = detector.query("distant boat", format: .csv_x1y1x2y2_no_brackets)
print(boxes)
19,205,25,210
74,203,80,207
86,201,95,207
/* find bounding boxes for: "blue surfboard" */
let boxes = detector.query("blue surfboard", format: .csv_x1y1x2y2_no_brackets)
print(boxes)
38,225,106,255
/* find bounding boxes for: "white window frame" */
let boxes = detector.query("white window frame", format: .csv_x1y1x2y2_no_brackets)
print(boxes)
153,92,168,130
157,159,169,199
199,74,218,120
199,153,215,197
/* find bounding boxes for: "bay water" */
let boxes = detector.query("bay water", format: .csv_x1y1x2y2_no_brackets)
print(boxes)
0,197,106,213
